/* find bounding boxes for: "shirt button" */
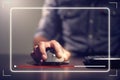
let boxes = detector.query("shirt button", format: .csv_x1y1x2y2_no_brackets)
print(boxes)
89,19,94,24
113,11,116,15
91,3,95,7
88,34,93,39
68,12,72,16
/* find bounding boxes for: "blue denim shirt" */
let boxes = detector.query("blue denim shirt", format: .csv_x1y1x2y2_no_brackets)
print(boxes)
36,0,120,56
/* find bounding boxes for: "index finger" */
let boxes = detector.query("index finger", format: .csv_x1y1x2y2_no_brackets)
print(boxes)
38,42,47,60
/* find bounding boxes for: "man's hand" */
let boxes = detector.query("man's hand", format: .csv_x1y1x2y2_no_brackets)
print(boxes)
31,40,71,63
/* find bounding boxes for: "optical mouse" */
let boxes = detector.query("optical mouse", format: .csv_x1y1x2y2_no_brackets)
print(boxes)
31,47,69,65
45,48,64,62
42,48,69,65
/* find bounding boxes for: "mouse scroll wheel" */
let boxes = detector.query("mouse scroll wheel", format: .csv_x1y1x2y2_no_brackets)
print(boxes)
46,47,55,53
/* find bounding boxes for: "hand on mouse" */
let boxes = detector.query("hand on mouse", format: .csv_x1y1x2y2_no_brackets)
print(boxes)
31,40,71,63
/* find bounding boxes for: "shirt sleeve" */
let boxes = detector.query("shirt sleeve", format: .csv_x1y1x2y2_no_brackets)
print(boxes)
35,0,62,40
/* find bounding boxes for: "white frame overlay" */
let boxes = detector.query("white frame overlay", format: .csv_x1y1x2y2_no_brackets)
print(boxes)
10,7,110,72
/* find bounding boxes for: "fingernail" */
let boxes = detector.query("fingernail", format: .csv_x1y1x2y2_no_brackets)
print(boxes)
42,55,47,60
34,45,38,48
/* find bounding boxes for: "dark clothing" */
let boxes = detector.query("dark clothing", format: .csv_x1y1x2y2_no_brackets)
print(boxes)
36,0,120,56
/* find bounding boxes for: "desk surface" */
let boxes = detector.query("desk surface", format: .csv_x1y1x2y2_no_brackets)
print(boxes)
0,54,120,80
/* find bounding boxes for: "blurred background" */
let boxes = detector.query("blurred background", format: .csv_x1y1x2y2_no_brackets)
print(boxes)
0,1,120,80
0,0,44,54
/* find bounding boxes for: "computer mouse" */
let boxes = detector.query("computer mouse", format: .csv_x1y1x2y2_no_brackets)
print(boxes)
31,47,69,65
45,47,64,63
43,47,69,65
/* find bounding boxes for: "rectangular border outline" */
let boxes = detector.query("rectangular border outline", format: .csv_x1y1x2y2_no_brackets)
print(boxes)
10,7,110,72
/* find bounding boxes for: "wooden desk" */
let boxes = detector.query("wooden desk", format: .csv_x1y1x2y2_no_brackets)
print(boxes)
0,54,119,80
